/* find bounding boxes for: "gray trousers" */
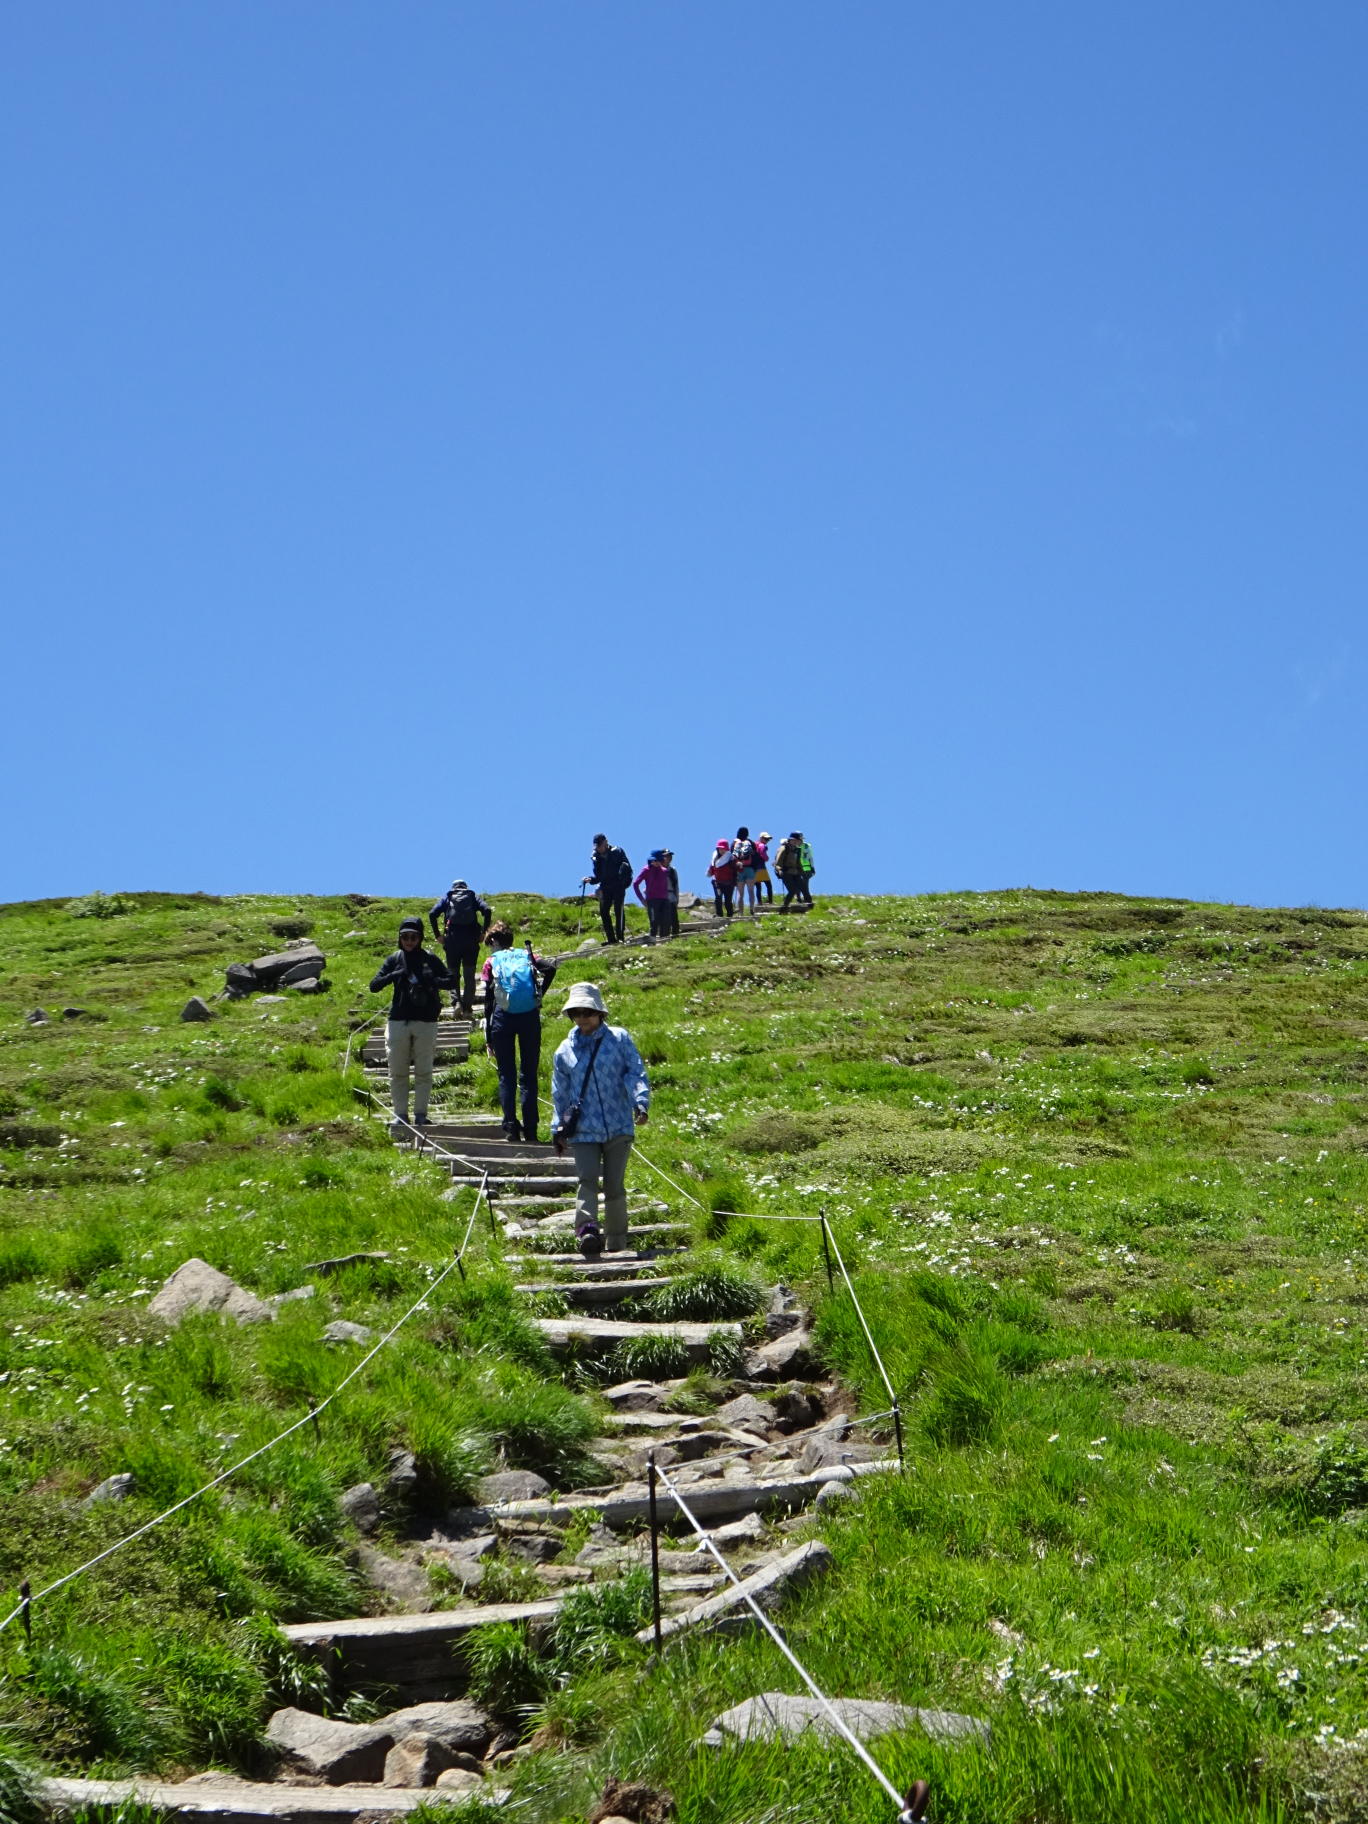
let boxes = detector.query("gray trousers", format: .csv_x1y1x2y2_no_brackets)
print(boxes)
571,1135,634,1249
388,1019,438,1121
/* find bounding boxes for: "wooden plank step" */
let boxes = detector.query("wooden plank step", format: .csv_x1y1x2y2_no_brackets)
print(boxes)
515,1277,676,1306
534,1315,740,1363
35,1779,494,1823
502,1252,685,1272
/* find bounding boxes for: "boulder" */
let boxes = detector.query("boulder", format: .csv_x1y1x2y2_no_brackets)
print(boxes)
814,1479,857,1509
251,945,326,987
434,1768,484,1793
223,964,258,998
765,1286,805,1337
797,1435,879,1475
716,1393,773,1432
501,1529,560,1564
288,976,328,993
264,1707,394,1784
700,1693,989,1750
771,1384,824,1432
180,997,212,1023
60,1007,95,1020
279,959,323,986
476,1469,551,1504
602,1380,670,1412
386,1447,418,1497
380,1700,495,1757
323,1320,375,1346
340,1483,381,1533
382,1733,457,1788
752,1329,820,1379
268,1286,315,1309
149,1259,272,1327
83,1472,135,1507
25,1010,48,1025
709,1512,767,1545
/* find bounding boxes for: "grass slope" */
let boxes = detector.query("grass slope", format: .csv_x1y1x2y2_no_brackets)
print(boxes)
1,886,1367,1823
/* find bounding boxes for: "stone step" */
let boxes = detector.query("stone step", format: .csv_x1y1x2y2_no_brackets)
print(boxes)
36,1779,496,1823
504,1222,692,1241
447,1174,580,1196
534,1315,741,1364
515,1276,676,1306
502,1252,686,1272
439,1145,571,1168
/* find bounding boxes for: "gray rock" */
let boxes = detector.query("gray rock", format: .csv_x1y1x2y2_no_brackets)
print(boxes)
60,1007,94,1020
340,1483,381,1533
149,1259,272,1327
434,1768,484,1793
323,1320,375,1346
383,1733,456,1788
264,1707,394,1784
771,1384,823,1431
288,976,327,994
386,1448,418,1496
764,1285,804,1337
640,1540,834,1645
224,963,258,998
355,1544,431,1612
602,1380,670,1412
701,1693,989,1750
380,1700,495,1756
716,1394,773,1431
257,995,286,1005
279,959,324,986
502,1529,559,1564
753,1329,819,1379
251,945,327,986
267,1285,315,1309
83,1472,135,1506
814,1479,857,1508
26,1009,48,1025
476,1469,551,1504
797,1435,879,1474
816,1412,852,1440
708,1512,767,1545
180,997,213,1023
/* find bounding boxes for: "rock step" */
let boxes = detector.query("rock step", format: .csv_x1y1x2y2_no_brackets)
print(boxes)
504,1222,691,1241
534,1315,741,1363
36,1779,492,1823
515,1277,677,1306
447,1174,579,1195
442,1148,575,1170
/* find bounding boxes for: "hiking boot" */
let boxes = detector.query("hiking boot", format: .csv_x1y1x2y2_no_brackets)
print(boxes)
577,1223,603,1261
502,1124,522,1144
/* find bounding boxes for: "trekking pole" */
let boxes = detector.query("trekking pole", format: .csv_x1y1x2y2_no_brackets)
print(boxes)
577,882,586,938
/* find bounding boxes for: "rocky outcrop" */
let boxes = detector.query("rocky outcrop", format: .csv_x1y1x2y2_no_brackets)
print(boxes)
149,1259,272,1326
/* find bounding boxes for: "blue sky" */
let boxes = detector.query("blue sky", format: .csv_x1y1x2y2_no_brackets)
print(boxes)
3,5,1365,908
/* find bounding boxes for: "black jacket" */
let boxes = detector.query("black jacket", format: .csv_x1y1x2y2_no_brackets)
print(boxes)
591,846,632,893
369,947,455,1022
429,888,493,945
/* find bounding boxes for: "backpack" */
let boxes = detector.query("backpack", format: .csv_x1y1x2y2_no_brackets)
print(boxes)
443,888,479,936
732,839,755,869
613,848,634,890
775,840,798,876
489,948,539,1014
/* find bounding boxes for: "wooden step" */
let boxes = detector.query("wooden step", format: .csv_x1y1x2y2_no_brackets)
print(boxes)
502,1252,685,1272
36,1778,494,1823
516,1277,676,1306
534,1315,741,1364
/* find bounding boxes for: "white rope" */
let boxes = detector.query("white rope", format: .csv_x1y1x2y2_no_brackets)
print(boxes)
653,1462,906,1812
633,1147,823,1223
822,1217,899,1408
0,1173,489,1639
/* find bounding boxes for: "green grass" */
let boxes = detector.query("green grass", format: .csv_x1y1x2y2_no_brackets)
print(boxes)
3,886,1368,1820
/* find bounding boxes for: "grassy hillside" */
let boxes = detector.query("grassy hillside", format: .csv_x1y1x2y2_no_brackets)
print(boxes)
2,886,1368,1824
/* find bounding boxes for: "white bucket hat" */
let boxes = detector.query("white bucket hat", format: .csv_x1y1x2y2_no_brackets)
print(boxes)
561,981,608,1017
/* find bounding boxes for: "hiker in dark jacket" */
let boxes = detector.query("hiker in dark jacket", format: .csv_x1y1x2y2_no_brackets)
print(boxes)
583,834,632,945
428,878,493,1015
480,921,558,1144
369,917,456,1132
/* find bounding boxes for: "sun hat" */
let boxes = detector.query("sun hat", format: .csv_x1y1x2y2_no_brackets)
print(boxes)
561,982,608,1018
758,832,771,842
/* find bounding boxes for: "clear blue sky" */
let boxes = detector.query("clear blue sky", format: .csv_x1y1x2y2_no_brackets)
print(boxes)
3,5,1365,909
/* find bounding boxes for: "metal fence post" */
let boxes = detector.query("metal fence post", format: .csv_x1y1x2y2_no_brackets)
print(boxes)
647,1453,663,1654
820,1207,835,1291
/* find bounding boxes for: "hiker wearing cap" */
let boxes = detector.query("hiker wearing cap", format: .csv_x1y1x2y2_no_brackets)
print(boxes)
583,834,633,946
633,850,674,941
708,838,736,918
753,833,774,905
774,832,811,911
551,983,650,1258
481,921,557,1144
732,826,760,918
369,918,457,1133
428,879,493,1016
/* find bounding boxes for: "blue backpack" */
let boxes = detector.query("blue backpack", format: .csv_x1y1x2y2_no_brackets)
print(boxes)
489,948,539,1014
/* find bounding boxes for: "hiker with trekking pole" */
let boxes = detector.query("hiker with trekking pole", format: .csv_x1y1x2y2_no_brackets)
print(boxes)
583,833,633,945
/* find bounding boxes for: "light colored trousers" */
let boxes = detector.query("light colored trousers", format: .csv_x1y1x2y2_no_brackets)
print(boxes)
388,1019,438,1121
571,1135,634,1249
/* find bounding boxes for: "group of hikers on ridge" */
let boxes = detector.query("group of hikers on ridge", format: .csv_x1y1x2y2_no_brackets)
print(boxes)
370,911,647,1259
586,827,815,942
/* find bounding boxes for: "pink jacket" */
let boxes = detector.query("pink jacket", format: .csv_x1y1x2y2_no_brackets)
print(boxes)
634,862,672,903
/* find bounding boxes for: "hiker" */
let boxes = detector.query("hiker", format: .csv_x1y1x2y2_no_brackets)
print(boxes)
732,826,760,917
797,832,816,904
633,848,674,941
662,848,681,937
708,838,736,918
551,983,650,1258
369,917,456,1133
583,834,633,945
753,832,774,905
775,832,811,911
481,921,557,1144
428,878,492,1015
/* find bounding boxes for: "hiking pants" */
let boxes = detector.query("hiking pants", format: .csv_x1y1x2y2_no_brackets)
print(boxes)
443,934,481,1009
598,888,627,944
714,881,735,917
780,873,804,910
571,1135,634,1250
647,899,671,939
488,1009,541,1141
387,1019,438,1122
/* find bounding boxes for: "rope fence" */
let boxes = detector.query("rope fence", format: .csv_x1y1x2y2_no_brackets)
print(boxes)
0,1174,491,1645
648,1456,921,1824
